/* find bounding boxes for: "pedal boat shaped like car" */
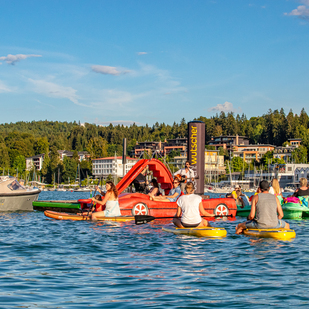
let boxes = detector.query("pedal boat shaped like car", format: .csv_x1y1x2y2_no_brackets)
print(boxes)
243,228,296,240
0,176,40,211
44,210,135,222
162,225,227,238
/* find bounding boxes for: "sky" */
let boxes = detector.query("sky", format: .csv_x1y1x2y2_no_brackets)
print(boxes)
0,0,308,127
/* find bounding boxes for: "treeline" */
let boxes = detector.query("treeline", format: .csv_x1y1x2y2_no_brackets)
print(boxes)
0,108,308,182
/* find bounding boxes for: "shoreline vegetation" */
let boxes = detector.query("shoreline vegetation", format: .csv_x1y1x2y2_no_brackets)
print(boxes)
0,108,308,185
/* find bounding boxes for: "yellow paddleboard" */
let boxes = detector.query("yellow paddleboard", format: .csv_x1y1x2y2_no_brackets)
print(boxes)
243,228,296,240
162,226,227,238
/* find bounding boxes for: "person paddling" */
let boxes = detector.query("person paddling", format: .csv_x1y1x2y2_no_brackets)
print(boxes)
173,182,214,228
235,180,289,235
91,181,121,221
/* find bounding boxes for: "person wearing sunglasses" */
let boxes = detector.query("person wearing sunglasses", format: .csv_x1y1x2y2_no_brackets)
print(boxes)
150,177,181,202
174,161,195,192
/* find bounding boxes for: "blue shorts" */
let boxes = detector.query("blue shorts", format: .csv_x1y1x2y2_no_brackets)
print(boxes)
167,197,177,202
245,219,286,229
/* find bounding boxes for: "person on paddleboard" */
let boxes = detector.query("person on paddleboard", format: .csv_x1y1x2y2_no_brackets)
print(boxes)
173,182,214,228
235,180,290,235
91,181,121,221
174,161,195,193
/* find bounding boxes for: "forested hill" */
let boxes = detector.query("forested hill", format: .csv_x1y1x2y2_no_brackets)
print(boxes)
0,108,309,170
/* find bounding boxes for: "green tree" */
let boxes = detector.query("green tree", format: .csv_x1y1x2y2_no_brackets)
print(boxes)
34,137,49,155
86,137,108,159
13,155,26,171
292,145,307,163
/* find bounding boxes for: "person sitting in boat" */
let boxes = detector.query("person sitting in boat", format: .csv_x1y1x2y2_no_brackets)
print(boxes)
231,185,246,208
173,182,214,228
269,178,283,204
147,178,160,197
174,161,195,192
293,178,309,198
150,177,181,202
91,181,121,221
235,180,290,235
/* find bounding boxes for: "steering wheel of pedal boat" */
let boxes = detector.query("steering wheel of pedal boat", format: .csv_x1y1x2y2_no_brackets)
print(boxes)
214,203,229,216
132,202,149,216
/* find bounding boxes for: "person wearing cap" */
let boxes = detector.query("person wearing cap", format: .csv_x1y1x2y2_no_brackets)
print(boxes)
235,180,290,235
150,176,181,202
173,182,214,228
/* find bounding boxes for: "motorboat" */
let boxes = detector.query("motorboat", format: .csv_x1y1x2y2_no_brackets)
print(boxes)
0,176,41,211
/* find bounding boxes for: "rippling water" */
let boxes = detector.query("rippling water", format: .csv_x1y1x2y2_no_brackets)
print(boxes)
1,191,309,308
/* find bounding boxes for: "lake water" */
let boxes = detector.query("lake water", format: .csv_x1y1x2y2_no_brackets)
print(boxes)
1,191,309,308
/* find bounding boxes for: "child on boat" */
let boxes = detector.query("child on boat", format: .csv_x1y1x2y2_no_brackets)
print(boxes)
173,182,214,228
235,180,289,235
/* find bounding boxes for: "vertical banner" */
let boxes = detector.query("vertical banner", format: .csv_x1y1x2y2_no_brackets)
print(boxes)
188,121,205,195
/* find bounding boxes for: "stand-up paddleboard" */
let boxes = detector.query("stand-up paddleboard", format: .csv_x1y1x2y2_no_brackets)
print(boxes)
162,226,227,238
44,210,135,222
243,228,296,240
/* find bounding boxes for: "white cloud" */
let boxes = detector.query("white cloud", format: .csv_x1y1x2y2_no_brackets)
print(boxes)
91,65,131,76
137,52,147,55
0,54,42,65
28,78,83,106
0,81,11,93
208,101,240,113
285,2,309,20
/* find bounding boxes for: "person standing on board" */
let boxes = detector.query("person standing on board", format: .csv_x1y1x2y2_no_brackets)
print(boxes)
91,181,121,221
174,161,195,192
173,182,214,228
235,180,289,235
150,177,181,202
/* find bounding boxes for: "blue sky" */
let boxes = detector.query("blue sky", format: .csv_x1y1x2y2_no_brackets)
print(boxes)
0,0,308,126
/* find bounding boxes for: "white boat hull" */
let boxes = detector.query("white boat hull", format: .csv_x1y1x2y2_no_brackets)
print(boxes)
0,191,40,212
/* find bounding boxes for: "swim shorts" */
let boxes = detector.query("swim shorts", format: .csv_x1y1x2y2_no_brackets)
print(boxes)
245,219,286,229
181,221,201,228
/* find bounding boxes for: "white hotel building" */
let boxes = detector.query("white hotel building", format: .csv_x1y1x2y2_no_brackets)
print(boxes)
92,157,139,178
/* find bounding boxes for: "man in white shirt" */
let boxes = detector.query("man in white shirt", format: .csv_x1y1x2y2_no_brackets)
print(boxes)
174,161,195,192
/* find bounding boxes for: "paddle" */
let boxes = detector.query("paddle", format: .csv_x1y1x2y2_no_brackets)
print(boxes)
86,186,98,217
135,214,234,225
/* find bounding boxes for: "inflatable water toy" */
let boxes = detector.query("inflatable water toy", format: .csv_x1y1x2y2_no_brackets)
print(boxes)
237,203,309,220
162,226,227,238
44,210,135,222
243,228,296,240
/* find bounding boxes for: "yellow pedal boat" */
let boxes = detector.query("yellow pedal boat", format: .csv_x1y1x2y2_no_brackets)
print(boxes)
162,226,227,238
243,228,296,240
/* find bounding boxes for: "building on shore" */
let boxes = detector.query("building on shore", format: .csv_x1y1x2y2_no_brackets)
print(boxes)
25,150,90,171
273,138,302,163
132,138,187,158
92,157,139,178
233,144,275,163
244,163,309,189
208,135,249,152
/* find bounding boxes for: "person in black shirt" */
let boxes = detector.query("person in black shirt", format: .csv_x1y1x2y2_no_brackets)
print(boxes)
293,178,309,197
132,167,148,193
